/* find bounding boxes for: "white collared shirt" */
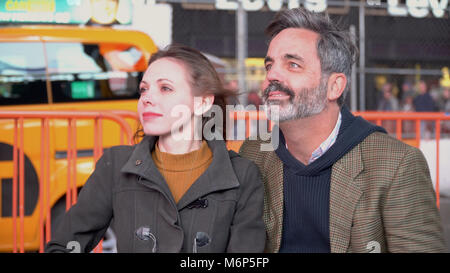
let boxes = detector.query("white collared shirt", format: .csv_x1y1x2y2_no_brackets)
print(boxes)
308,112,342,164
285,112,342,164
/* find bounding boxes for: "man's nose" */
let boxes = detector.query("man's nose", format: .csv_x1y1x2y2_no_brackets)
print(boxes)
265,64,284,83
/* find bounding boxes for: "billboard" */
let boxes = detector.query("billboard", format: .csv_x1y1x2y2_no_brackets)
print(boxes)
0,0,133,25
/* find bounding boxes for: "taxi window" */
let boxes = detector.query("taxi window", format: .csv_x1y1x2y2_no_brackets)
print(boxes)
47,42,144,103
0,42,145,106
0,42,48,105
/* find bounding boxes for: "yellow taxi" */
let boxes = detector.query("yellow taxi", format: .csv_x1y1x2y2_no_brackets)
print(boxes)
0,25,157,252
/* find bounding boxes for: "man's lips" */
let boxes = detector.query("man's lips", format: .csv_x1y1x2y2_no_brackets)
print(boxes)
267,91,291,99
142,111,163,120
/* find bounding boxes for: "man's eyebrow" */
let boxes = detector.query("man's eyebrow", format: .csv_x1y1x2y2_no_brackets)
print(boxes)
284,53,304,63
264,56,273,65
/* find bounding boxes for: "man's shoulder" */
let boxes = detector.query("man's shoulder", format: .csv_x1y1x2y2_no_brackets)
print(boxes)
359,131,424,163
239,139,274,160
362,131,417,152
240,138,266,150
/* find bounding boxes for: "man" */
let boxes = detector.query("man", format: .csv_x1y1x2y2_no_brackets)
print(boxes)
413,80,437,139
239,8,446,253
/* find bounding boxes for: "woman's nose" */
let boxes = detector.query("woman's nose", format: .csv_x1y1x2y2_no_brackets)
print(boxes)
140,90,155,106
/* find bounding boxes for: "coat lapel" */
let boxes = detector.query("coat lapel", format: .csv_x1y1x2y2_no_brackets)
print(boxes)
263,150,284,253
329,143,364,253
176,140,240,211
120,136,178,207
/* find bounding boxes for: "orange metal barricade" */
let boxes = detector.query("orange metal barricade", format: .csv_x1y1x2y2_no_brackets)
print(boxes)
230,110,450,209
0,110,134,253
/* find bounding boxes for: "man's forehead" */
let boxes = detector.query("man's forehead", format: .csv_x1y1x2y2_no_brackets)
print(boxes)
267,28,319,57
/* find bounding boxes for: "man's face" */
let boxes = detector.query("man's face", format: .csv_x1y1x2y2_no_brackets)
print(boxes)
262,28,328,121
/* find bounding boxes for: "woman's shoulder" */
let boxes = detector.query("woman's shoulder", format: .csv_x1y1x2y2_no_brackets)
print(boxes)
227,149,262,181
103,144,135,157
97,144,136,168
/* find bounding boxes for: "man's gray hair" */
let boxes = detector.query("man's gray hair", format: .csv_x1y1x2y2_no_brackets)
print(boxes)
265,8,358,107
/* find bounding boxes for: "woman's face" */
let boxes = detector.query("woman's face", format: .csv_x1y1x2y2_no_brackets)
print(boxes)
138,57,195,136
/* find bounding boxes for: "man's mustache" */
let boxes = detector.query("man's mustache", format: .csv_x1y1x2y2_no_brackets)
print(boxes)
263,81,295,99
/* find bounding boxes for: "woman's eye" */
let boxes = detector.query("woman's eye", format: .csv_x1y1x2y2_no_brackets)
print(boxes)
138,87,147,94
161,86,173,92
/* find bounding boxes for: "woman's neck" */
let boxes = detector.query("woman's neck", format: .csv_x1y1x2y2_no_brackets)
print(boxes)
157,134,203,154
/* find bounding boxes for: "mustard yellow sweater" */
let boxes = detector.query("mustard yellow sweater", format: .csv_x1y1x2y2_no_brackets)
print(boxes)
151,141,213,203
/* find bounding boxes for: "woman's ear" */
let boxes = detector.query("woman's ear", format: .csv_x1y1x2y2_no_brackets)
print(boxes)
327,73,347,102
194,94,215,116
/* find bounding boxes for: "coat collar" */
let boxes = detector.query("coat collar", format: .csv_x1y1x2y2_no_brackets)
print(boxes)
120,135,240,210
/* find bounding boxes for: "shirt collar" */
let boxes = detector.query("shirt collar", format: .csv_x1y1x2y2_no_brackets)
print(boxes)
308,112,342,164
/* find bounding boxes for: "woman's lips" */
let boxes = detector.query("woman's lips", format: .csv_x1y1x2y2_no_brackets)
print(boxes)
142,111,163,120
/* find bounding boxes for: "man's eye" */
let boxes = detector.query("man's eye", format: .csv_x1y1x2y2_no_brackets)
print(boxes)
265,64,272,71
289,62,300,68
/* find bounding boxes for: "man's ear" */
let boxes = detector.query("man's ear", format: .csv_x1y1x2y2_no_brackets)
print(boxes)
327,73,347,102
194,95,215,116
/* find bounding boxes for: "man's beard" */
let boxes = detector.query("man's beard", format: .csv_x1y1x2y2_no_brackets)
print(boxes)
262,79,328,122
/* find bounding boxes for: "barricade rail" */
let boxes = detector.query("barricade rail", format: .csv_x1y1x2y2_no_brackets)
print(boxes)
0,110,134,253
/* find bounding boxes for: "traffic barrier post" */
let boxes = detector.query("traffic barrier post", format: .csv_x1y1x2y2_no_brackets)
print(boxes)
0,110,134,253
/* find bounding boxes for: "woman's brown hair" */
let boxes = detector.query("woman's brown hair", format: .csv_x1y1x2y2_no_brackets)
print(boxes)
134,44,228,143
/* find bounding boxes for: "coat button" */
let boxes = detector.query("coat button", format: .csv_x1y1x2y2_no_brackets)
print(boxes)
135,159,142,166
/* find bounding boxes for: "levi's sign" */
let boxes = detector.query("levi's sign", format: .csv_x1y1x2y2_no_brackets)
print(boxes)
214,0,449,18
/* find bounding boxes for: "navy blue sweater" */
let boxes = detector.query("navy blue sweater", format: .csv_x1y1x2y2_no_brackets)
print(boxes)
276,106,386,253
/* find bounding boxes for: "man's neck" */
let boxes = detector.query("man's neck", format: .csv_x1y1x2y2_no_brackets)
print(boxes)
279,104,341,165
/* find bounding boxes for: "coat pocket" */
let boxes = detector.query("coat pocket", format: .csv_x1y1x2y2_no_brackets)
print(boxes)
183,193,237,253
112,189,160,252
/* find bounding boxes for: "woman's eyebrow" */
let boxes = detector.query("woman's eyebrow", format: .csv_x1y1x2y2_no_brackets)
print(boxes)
157,78,174,83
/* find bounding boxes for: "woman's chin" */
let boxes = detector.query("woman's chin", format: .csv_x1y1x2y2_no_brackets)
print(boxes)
143,128,171,137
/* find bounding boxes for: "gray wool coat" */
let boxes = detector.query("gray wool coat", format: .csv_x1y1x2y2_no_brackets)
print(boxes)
45,136,266,253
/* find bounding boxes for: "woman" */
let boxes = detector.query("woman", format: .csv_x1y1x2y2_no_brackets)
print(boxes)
45,45,266,253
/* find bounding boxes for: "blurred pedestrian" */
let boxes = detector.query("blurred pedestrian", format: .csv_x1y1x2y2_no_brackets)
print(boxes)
401,81,414,98
46,45,266,253
224,79,240,106
377,83,399,135
437,87,450,136
413,80,437,138
401,94,415,138
377,83,399,111
413,80,437,112
437,87,450,112
247,90,263,107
